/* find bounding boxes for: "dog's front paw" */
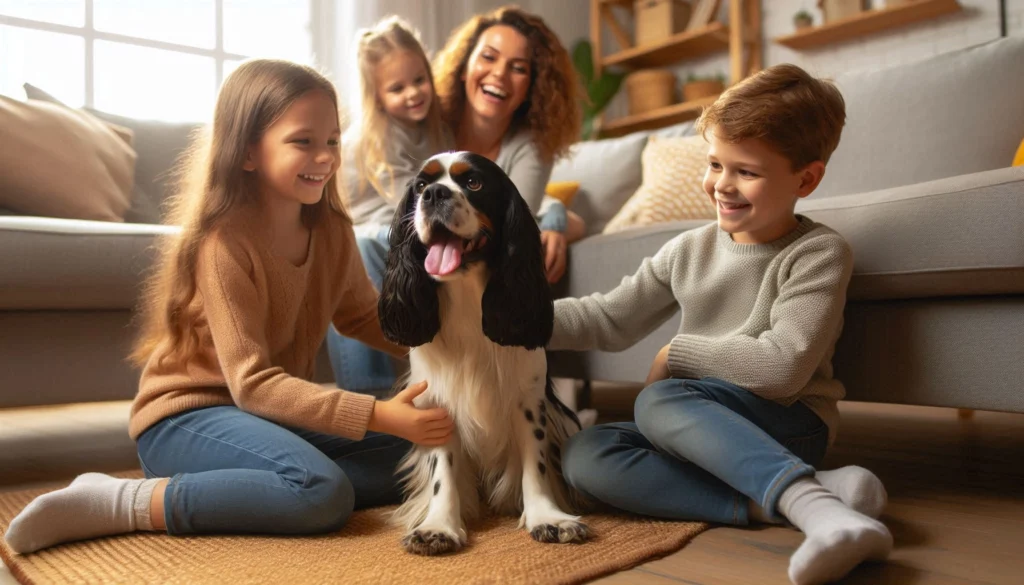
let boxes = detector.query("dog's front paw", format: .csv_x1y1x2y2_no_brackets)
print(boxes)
529,518,592,544
402,526,465,556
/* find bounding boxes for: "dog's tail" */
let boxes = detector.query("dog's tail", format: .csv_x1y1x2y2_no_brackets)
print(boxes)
542,378,592,514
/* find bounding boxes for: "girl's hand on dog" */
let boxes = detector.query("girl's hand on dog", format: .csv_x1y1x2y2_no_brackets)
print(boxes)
368,381,454,446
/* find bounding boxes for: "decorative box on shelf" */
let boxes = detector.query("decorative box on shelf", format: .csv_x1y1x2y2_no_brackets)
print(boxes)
634,0,692,46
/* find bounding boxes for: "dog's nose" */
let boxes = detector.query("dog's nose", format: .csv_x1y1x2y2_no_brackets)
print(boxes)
422,184,452,205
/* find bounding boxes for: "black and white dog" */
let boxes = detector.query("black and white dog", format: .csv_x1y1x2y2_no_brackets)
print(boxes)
379,152,591,555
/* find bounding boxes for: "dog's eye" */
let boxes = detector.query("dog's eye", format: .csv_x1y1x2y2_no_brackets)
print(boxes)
466,176,483,191
415,179,427,194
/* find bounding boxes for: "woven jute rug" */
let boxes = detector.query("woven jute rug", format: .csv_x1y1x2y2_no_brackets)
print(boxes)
0,474,708,585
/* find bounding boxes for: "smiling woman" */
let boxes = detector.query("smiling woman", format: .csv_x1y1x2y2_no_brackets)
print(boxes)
433,5,585,284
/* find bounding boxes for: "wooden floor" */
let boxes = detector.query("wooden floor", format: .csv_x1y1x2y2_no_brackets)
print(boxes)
2,395,1023,584
588,390,1024,585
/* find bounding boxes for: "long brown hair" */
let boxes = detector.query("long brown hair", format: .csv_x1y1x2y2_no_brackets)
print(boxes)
131,59,346,369
433,5,581,165
353,16,448,201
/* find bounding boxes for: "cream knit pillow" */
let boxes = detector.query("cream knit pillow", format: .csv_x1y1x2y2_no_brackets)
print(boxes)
603,135,716,234
0,96,136,222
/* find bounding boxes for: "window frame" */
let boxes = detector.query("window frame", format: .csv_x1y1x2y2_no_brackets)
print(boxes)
0,0,328,109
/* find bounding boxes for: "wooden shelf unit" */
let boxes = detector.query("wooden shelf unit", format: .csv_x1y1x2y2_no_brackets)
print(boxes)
599,95,719,138
592,0,761,138
602,22,731,69
775,0,962,50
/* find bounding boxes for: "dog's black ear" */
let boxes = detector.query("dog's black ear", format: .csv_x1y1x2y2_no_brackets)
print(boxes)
481,179,553,349
378,180,439,347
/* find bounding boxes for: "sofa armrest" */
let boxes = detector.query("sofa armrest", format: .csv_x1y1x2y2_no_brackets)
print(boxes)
798,166,1024,301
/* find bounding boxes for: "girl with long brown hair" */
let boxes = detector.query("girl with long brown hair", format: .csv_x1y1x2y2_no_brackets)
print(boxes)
5,59,452,554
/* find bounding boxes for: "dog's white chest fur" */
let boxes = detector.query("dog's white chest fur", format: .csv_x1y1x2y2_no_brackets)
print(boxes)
410,266,546,469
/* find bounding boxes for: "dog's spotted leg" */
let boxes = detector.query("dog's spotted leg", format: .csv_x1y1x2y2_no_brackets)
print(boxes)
516,374,592,544
400,436,467,556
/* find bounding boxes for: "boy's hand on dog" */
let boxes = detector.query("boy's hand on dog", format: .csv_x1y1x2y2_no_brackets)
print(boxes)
368,381,454,446
645,344,672,386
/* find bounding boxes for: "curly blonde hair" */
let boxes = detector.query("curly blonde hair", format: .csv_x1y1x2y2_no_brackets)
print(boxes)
433,5,581,165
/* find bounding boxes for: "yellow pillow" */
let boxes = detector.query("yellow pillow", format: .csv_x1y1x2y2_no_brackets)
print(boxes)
1014,138,1024,167
603,136,716,234
545,181,580,205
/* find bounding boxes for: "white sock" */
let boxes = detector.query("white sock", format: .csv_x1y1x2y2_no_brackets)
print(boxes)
3,473,163,554
816,466,888,519
779,477,893,585
748,466,888,524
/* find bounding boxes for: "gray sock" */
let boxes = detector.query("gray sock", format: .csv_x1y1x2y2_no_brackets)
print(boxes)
4,473,163,554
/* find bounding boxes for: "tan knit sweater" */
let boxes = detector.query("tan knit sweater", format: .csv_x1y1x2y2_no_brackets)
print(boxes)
550,216,853,445
129,204,405,440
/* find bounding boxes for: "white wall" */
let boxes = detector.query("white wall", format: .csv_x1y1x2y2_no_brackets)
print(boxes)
600,0,1023,118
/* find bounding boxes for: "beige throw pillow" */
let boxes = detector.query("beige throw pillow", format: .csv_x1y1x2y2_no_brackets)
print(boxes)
0,96,136,222
603,135,716,234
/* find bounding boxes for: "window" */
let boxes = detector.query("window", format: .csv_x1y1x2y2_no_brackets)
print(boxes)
0,0,318,122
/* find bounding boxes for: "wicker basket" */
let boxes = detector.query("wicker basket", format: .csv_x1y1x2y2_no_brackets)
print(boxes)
626,69,676,115
818,0,865,23
682,79,724,102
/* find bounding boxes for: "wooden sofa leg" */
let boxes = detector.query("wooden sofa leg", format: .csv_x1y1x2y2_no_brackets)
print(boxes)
957,408,975,420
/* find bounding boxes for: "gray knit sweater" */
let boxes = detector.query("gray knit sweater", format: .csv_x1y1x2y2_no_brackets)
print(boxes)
550,216,854,444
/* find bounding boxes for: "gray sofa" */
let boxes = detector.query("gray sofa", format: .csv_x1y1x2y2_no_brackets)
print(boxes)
547,36,1024,413
1,36,1022,416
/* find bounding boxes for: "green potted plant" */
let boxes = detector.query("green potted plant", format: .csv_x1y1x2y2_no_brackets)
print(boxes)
572,39,625,140
682,72,726,102
793,9,814,30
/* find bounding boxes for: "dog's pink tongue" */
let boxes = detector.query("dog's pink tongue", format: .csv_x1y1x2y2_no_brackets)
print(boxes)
425,239,463,276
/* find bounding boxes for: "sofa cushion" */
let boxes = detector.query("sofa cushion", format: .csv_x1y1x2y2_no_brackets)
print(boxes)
603,135,716,234
87,109,199,223
24,83,200,224
649,120,697,139
799,166,1024,300
550,132,649,234
0,216,179,310
0,96,136,222
820,36,1024,199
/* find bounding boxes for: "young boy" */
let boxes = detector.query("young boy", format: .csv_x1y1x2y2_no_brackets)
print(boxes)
554,64,892,585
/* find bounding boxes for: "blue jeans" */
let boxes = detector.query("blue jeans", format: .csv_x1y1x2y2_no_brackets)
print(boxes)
326,226,396,396
136,405,410,536
562,377,828,525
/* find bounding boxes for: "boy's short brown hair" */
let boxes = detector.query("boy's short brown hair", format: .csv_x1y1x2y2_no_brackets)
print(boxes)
695,64,846,170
